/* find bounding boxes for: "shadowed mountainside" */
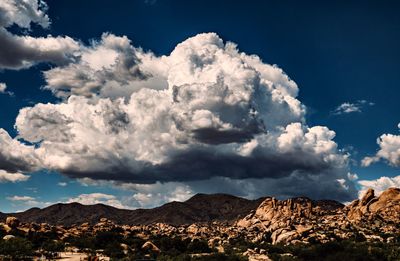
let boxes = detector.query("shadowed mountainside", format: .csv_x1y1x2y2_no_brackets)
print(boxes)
6,193,267,226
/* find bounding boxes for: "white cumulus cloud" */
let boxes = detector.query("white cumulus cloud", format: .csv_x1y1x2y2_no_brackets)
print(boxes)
0,0,50,28
0,0,80,70
358,175,400,198
362,124,400,167
0,83,7,93
0,170,29,183
0,82,13,96
0,128,41,173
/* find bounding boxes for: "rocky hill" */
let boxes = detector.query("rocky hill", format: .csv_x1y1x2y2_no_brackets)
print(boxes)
2,188,400,260
2,188,400,246
237,187,400,244
6,193,265,226
346,187,400,224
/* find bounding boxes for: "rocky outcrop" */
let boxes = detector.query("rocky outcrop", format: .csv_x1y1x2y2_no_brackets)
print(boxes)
237,188,400,245
237,197,345,244
345,187,400,233
5,216,20,228
142,241,161,254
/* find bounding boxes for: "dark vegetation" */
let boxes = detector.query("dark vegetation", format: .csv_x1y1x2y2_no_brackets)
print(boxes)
226,235,400,261
1,229,400,260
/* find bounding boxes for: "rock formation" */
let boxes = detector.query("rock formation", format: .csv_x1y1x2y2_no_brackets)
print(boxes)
237,187,400,245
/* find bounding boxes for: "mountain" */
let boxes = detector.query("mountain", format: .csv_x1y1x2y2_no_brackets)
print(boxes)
12,203,133,226
5,193,265,226
2,188,400,261
3,188,400,247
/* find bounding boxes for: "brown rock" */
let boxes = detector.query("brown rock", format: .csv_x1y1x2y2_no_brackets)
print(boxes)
5,217,19,229
142,241,161,253
360,188,375,206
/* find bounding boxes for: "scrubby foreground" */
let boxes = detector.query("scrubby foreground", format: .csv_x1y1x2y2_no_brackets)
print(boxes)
1,188,400,260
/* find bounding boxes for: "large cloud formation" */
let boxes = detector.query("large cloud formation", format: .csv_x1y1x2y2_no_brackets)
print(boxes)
362,123,400,167
0,0,79,70
0,31,357,201
0,1,358,201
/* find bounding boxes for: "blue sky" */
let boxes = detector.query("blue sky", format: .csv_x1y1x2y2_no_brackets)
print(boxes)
0,0,399,212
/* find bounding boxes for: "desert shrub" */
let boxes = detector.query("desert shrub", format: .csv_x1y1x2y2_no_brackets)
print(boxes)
228,236,255,251
155,236,191,254
158,253,192,261
192,253,248,261
0,237,34,260
124,235,146,251
104,241,125,259
95,231,123,249
266,240,400,261
67,235,96,252
388,246,400,261
187,239,212,253
41,239,65,258
27,231,61,249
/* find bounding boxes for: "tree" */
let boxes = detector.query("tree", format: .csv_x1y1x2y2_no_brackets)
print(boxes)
104,241,125,259
0,237,34,260
42,240,65,259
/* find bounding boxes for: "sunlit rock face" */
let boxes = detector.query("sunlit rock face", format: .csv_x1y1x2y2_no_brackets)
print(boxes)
346,187,400,224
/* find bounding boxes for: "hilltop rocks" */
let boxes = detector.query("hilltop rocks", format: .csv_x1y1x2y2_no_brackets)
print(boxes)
345,188,400,223
271,229,298,244
361,188,375,205
6,216,20,228
237,196,346,244
237,187,400,245
346,188,376,221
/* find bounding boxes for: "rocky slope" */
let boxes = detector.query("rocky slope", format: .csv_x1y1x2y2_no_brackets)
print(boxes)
237,187,400,244
6,193,265,226
1,188,400,261
346,187,400,224
2,188,400,247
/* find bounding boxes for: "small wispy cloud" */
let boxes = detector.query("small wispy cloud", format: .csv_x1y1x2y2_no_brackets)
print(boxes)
331,100,374,115
67,193,130,209
7,195,53,209
7,195,35,201
0,83,13,96
144,0,157,5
